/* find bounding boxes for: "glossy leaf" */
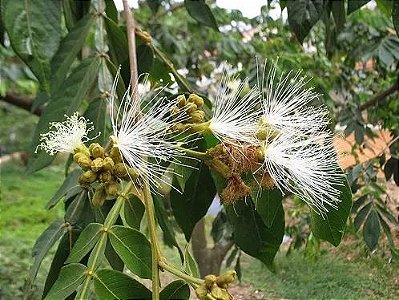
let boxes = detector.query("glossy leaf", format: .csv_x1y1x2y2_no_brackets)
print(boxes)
184,0,219,31
109,225,152,279
44,263,87,300
363,209,381,250
160,280,190,300
28,220,66,282
93,269,151,300
226,198,285,268
105,239,124,271
51,14,95,92
354,201,372,231
66,223,103,263
121,194,145,229
2,0,61,88
28,57,101,173
311,176,352,246
170,163,216,241
252,187,283,228
46,169,83,209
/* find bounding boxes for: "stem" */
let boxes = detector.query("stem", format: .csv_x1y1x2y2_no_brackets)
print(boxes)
159,260,204,286
178,147,210,160
143,183,161,300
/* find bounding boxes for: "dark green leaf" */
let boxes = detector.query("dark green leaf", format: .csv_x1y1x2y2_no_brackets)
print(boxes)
122,194,145,229
105,239,124,271
286,0,324,43
310,176,352,246
347,0,370,14
44,263,87,300
183,245,200,278
378,214,395,246
2,0,61,89
147,0,161,13
109,225,152,279
170,163,216,241
137,44,154,76
393,1,399,37
376,0,392,16
384,157,399,185
351,194,368,213
105,0,118,22
66,223,103,263
234,253,242,282
46,169,83,209
354,202,372,231
65,191,95,228
62,0,91,30
226,198,285,268
252,187,283,228
160,280,190,300
331,0,346,32
226,247,239,268
87,233,107,269
83,97,108,145
94,269,151,300
51,14,95,92
172,158,198,192
105,17,128,66
28,57,101,173
363,209,381,250
184,0,219,31
29,220,66,282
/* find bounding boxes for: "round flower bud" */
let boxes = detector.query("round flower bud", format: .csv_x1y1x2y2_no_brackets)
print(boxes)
102,157,115,172
185,102,198,113
91,157,104,172
114,163,128,177
210,285,223,299
216,270,236,288
105,181,119,196
204,274,217,289
188,94,204,108
79,170,97,185
190,110,205,123
99,171,112,183
109,146,122,164
89,143,104,158
176,95,186,108
73,152,92,170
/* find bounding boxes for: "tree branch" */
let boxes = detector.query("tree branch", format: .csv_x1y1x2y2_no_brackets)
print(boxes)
0,92,42,116
359,81,399,111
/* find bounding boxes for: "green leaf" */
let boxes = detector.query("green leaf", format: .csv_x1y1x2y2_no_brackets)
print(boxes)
170,163,216,241
29,220,66,282
65,191,95,228
286,0,324,43
105,17,128,66
46,169,83,209
28,57,101,173
160,280,190,300
172,158,199,192
347,0,370,14
66,223,103,263
109,225,152,279
354,202,372,231
184,0,219,31
94,269,152,300
363,209,381,250
44,263,87,300
105,0,118,22
310,176,352,246
183,245,200,278
252,187,283,228
226,198,285,268
331,0,346,32
83,97,108,145
2,0,61,89
121,194,145,229
62,0,91,30
51,13,95,92
137,44,154,76
393,1,399,37
105,239,124,271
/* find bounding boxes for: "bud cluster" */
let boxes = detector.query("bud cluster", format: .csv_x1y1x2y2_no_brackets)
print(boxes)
74,143,138,207
171,94,205,124
195,271,236,300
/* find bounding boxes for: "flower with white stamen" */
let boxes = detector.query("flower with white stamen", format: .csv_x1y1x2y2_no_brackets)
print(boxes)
109,75,189,191
209,72,261,146
36,112,95,155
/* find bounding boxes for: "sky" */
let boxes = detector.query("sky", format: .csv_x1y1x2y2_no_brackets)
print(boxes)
113,0,269,18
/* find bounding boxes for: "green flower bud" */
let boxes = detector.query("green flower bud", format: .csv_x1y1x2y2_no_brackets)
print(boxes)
210,285,223,299
190,110,205,123
89,143,104,158
73,152,92,170
105,181,119,196
92,186,106,208
91,157,104,172
176,95,186,108
188,94,204,108
216,270,236,288
109,147,122,164
74,144,91,157
79,170,97,185
185,102,197,113
195,286,208,299
99,171,112,183
204,275,217,289
114,163,128,177
102,157,114,172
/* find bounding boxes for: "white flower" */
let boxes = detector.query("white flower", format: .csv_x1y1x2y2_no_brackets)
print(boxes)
109,75,188,191
209,72,261,146
36,113,95,155
259,61,329,136
260,132,344,215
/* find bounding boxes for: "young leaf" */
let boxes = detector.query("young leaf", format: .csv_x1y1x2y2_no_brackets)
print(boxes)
252,187,283,228
121,194,145,230
109,225,152,279
310,176,352,246
66,223,103,263
170,163,216,241
226,198,285,268
29,220,66,282
93,269,152,300
160,280,190,300
46,169,83,209
184,0,219,31
363,209,381,251
44,263,87,300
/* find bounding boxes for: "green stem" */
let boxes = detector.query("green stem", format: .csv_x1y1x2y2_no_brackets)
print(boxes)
158,260,204,286
78,182,132,299
178,147,211,160
143,183,161,300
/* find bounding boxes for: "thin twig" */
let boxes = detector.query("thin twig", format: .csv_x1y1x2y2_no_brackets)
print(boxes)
359,81,399,111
